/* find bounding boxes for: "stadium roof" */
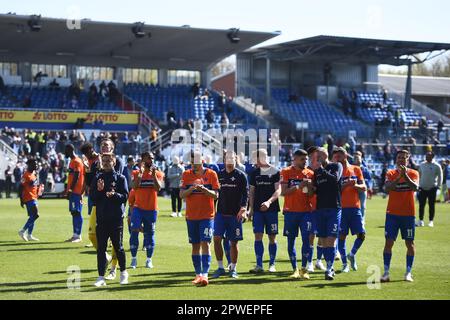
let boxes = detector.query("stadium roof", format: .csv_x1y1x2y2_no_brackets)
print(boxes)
0,14,279,70
379,74,450,97
246,35,450,66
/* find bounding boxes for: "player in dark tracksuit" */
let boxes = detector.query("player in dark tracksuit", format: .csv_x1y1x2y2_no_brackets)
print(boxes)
90,153,129,287
212,151,249,279
309,147,343,280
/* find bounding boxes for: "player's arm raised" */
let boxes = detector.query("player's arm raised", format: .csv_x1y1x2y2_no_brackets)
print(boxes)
401,166,419,191
151,167,162,192
133,165,144,190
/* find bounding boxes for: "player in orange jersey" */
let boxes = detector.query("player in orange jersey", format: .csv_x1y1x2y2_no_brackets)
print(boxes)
129,152,164,269
381,150,419,283
280,149,315,279
18,159,42,242
180,151,220,287
333,148,366,273
64,144,85,243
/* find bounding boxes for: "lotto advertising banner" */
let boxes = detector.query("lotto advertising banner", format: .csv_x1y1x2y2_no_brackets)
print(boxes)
0,110,139,124
0,110,139,131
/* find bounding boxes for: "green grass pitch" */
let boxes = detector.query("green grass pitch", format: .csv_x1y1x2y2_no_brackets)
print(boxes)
0,196,449,300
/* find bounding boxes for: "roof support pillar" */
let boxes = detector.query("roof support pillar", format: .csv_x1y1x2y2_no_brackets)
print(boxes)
114,67,123,90
405,60,412,109
265,56,272,109
158,69,168,87
201,68,212,88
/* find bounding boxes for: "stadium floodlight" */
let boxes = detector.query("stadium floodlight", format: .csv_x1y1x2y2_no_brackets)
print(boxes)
131,22,146,38
227,28,240,44
28,15,42,32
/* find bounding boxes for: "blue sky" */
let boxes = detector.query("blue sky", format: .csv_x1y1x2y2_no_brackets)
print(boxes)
3,0,450,68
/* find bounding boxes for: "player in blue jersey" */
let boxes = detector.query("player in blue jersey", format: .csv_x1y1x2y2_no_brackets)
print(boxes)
212,151,248,279
248,149,281,273
309,147,343,280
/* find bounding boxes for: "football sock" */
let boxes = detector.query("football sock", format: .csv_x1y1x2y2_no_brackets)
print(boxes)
287,237,297,270
254,240,264,267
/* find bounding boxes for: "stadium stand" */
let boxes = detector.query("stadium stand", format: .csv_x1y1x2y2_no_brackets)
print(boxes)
254,87,369,137
341,90,429,125
123,83,261,129
0,85,121,110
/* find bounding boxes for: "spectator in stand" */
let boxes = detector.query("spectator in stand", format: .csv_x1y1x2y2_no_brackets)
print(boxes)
37,131,47,156
39,162,50,192
23,95,32,108
191,82,200,98
107,81,118,103
0,75,6,94
417,152,442,228
123,156,136,189
70,96,79,109
88,90,98,109
99,81,108,101
49,79,60,90
220,113,229,130
379,163,389,197
13,162,23,194
68,83,81,99
217,91,227,113
326,135,334,159
167,109,177,128
167,156,185,218
89,82,98,96
150,128,158,142
206,109,215,128
34,70,45,84
382,89,388,105
383,140,394,165
4,165,13,198
185,119,194,134
201,89,210,100
437,119,444,135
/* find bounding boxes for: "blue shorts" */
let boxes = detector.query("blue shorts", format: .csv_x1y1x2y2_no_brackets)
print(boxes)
69,193,83,214
315,208,341,238
87,196,94,216
339,208,365,236
310,211,318,235
385,214,415,241
214,213,243,242
130,208,157,233
252,211,278,235
283,212,313,238
186,219,214,244
26,200,38,216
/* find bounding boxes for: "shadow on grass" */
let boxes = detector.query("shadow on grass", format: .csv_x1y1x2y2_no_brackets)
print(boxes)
299,279,404,289
0,241,55,247
6,246,83,252
44,268,98,275
0,276,98,294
